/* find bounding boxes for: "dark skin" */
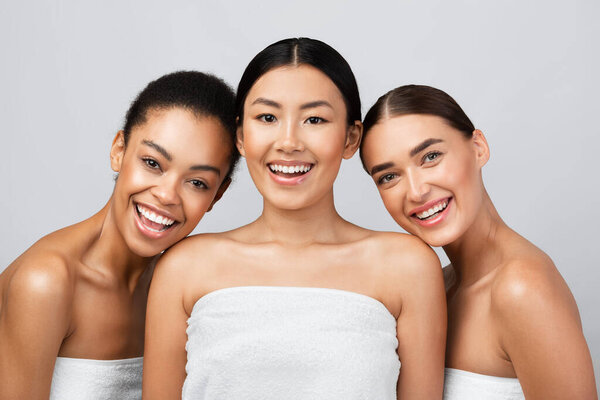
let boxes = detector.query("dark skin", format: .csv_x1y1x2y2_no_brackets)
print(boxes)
0,108,231,400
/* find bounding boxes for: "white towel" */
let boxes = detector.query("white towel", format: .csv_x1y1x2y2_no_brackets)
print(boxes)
183,286,400,400
444,368,525,399
49,356,142,400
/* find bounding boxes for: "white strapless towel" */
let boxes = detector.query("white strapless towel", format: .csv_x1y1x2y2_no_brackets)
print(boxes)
183,286,401,400
49,356,143,400
443,368,525,399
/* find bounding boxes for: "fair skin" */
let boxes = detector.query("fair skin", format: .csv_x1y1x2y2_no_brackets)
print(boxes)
143,66,446,399
361,114,598,399
0,108,231,400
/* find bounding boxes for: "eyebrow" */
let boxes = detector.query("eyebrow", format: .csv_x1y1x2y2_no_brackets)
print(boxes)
250,98,333,111
300,100,333,110
370,162,395,176
143,140,171,161
409,138,444,157
251,98,281,108
143,139,221,176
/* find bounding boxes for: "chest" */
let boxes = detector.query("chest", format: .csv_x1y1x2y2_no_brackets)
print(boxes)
59,287,147,359
445,288,515,376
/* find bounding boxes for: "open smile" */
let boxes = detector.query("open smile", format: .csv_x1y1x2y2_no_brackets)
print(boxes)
134,202,179,238
410,197,452,227
267,161,314,185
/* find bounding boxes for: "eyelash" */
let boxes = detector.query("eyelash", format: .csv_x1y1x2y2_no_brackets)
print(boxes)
257,114,276,123
305,116,327,124
142,157,161,170
189,179,208,190
422,151,442,164
377,173,397,185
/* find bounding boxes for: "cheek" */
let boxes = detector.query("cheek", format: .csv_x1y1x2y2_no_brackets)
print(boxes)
379,187,406,222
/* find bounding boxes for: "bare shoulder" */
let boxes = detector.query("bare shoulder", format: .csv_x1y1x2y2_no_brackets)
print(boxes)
1,249,74,331
491,245,579,326
365,231,441,276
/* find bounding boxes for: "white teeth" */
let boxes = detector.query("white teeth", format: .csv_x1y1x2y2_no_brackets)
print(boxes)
416,200,448,220
136,204,175,226
268,164,312,174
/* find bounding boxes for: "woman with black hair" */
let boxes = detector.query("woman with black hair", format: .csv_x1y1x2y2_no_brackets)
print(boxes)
360,85,597,399
0,71,238,399
143,39,446,399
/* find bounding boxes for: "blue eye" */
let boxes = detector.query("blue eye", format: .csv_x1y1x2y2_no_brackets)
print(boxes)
377,173,396,185
258,114,276,123
423,151,442,163
306,116,325,124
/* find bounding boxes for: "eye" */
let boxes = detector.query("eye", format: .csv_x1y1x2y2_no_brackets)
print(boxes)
189,179,208,190
423,151,442,164
143,158,161,170
257,114,276,123
377,173,397,185
305,116,326,124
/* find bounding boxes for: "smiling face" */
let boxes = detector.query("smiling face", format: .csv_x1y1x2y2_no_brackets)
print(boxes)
361,114,489,247
110,107,232,257
237,65,361,211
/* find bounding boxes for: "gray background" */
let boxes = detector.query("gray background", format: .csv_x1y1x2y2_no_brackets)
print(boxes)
1,0,598,388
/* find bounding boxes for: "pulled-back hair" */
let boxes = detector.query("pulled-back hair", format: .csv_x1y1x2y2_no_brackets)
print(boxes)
123,71,239,180
236,38,361,125
360,84,475,171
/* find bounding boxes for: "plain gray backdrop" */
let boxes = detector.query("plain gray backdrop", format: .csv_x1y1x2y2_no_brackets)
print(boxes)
1,0,598,389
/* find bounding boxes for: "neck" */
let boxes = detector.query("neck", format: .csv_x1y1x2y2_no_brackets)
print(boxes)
255,189,347,246
83,199,153,292
443,190,510,287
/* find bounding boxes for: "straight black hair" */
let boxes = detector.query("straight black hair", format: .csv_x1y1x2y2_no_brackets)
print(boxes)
236,38,361,125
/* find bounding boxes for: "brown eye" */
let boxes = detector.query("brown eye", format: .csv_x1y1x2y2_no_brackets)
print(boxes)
258,114,276,123
306,116,325,124
143,158,160,169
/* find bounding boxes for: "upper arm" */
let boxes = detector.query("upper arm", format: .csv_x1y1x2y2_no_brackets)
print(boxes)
0,258,72,400
142,246,192,400
493,259,597,399
390,236,447,400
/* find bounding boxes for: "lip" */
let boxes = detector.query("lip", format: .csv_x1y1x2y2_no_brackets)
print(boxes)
267,160,314,186
133,201,180,240
409,197,452,228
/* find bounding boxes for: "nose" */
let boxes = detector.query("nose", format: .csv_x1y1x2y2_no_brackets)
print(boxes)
274,120,304,153
150,175,181,206
405,169,430,203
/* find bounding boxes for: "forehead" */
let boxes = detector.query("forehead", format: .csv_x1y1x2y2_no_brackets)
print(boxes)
362,114,457,166
129,108,231,166
245,65,345,108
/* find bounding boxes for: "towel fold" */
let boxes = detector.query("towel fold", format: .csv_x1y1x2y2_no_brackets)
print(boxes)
49,356,142,400
183,286,400,400
444,368,525,399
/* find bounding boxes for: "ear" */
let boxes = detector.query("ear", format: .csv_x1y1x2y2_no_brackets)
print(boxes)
207,177,231,212
342,121,363,159
235,118,246,157
472,129,490,167
110,131,126,172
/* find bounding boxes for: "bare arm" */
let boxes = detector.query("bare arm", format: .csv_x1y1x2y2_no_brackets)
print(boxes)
493,259,597,399
394,237,447,399
142,249,190,399
0,259,72,400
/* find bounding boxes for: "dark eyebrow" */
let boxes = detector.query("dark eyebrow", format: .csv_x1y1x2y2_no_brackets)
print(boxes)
143,139,220,176
143,140,172,161
251,98,281,108
300,100,333,110
370,162,395,176
409,138,444,157
190,165,221,176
